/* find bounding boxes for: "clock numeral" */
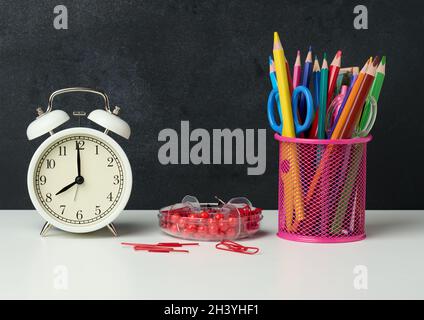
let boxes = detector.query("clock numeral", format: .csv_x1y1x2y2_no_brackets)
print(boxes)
39,175,47,185
45,193,52,203
107,157,114,167
59,146,67,156
95,205,101,215
113,175,120,185
60,205,66,215
107,192,113,202
46,159,55,169
76,210,83,220
76,141,85,150
95,145,99,155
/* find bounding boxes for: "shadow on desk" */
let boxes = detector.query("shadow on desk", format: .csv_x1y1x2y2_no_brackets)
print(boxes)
366,212,424,238
42,221,154,239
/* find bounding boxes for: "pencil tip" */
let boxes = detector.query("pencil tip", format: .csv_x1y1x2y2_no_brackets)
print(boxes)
323,52,327,60
273,32,282,49
336,50,342,58
297,50,300,55
381,56,386,65
269,56,273,64
308,45,312,52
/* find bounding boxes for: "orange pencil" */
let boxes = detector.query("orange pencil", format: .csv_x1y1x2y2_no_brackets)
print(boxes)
327,50,342,107
305,58,372,204
331,57,379,139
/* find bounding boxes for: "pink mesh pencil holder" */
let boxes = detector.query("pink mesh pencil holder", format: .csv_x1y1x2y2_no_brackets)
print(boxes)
274,133,372,243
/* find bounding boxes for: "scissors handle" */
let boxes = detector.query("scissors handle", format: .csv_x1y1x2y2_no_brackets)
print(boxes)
355,95,377,137
267,89,282,134
267,86,314,136
292,86,314,135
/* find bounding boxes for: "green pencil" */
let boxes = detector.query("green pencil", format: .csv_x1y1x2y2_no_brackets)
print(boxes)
359,56,386,132
317,53,328,139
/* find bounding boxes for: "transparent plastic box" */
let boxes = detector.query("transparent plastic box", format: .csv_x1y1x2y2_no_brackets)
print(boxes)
158,196,263,241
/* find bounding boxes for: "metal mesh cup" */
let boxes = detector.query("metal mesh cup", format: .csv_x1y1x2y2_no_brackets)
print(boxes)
274,133,372,243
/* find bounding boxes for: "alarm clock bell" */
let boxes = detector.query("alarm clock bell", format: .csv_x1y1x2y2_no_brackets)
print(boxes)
27,87,131,140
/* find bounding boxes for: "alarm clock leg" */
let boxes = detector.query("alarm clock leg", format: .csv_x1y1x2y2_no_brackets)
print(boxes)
107,223,118,237
40,222,52,236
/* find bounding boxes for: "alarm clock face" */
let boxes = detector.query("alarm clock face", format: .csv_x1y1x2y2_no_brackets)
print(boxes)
28,128,132,233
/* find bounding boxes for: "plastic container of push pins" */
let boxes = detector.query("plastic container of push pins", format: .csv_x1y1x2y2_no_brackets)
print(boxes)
158,196,263,241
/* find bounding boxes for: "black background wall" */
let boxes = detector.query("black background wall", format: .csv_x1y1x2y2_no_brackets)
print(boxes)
0,0,422,209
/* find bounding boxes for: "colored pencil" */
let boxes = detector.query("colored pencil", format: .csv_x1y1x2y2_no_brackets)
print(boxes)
308,54,328,139
330,142,365,234
329,65,360,137
299,46,313,121
269,56,283,124
332,57,379,139
269,56,278,89
359,56,386,132
273,33,295,229
292,50,302,88
305,58,371,205
312,55,321,110
273,32,304,230
273,33,295,137
327,50,342,107
285,57,294,95
317,53,328,139
331,57,386,234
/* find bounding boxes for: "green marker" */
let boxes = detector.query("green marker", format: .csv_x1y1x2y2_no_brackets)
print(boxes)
359,56,386,132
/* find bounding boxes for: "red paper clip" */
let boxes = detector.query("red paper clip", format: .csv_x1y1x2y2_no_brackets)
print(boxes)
156,242,199,247
121,242,197,253
215,240,259,255
133,246,189,253
121,242,198,247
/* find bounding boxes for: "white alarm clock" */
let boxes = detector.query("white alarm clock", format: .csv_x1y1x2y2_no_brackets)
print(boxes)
27,88,132,236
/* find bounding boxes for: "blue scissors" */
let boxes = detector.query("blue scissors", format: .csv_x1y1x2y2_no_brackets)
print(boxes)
267,86,314,136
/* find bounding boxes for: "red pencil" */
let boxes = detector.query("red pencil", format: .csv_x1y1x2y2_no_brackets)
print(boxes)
327,50,342,107
285,57,294,95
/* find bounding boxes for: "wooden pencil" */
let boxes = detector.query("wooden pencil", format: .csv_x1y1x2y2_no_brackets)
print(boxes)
312,55,321,109
299,46,313,121
327,50,342,107
317,54,329,139
305,58,372,205
285,57,294,95
292,50,302,88
331,57,379,139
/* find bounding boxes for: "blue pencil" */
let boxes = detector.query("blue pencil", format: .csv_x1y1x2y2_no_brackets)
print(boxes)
312,55,321,111
299,46,313,120
268,56,278,89
269,56,283,122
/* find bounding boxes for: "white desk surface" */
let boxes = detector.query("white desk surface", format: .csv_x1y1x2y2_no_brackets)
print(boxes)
0,210,423,300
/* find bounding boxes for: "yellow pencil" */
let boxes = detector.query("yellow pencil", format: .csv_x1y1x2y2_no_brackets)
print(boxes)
273,32,295,137
273,32,304,230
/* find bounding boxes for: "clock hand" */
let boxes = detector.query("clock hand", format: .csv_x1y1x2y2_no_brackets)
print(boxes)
55,181,77,196
73,185,79,201
76,141,81,177
56,176,84,196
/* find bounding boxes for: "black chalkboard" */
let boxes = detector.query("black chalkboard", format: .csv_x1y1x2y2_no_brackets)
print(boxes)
0,0,422,209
